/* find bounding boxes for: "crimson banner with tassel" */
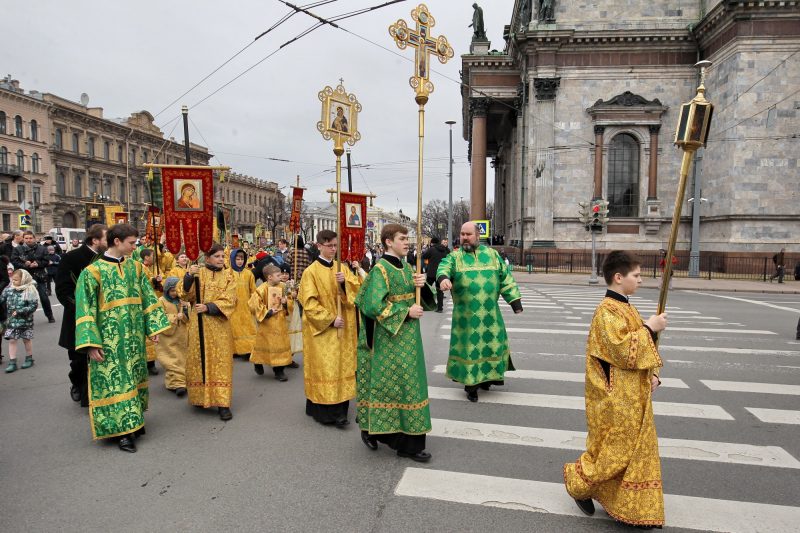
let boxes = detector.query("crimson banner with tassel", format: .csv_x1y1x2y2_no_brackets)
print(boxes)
339,192,367,263
161,167,214,260
289,186,304,234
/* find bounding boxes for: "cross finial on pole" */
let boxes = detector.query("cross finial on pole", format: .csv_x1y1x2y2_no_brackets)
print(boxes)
339,77,344,86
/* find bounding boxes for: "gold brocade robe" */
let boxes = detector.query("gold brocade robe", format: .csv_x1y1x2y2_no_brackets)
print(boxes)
563,294,664,527
229,268,257,355
248,282,293,367
297,259,361,405
155,297,189,390
168,265,187,280
142,263,162,361
180,268,237,408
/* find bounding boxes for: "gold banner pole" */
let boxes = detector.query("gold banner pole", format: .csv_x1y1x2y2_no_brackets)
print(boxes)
657,60,715,337
389,4,454,306
334,142,344,338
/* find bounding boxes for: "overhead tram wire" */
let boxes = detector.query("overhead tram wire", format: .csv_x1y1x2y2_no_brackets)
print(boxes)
153,0,339,122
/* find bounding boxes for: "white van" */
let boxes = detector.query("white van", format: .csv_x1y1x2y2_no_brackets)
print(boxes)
49,227,86,250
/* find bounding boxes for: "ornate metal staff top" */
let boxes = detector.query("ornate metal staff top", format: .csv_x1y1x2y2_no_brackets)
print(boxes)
317,81,362,155
389,3,454,105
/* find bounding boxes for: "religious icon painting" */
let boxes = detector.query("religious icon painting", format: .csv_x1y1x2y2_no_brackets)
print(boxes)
90,208,99,218
174,179,204,211
345,202,362,228
317,83,362,146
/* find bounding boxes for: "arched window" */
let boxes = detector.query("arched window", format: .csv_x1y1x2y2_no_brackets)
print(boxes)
16,150,24,171
55,128,63,149
607,133,640,218
0,111,6,134
72,132,80,153
74,173,83,198
119,179,126,202
117,145,123,162
104,141,110,160
14,115,23,137
30,120,38,141
87,137,95,158
31,153,40,173
131,183,138,203
0,146,7,166
56,172,66,195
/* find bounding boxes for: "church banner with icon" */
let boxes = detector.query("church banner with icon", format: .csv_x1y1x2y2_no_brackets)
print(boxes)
289,186,304,234
85,202,106,230
145,206,163,242
161,167,214,260
339,192,367,263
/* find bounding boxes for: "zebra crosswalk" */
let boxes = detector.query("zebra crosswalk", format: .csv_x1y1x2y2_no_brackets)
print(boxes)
399,284,800,531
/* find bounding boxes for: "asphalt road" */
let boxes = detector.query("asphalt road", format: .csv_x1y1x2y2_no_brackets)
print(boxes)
1,285,798,532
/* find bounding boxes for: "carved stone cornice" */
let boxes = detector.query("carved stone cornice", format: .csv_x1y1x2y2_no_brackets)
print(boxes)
587,91,667,125
592,91,662,108
648,124,661,135
533,78,560,101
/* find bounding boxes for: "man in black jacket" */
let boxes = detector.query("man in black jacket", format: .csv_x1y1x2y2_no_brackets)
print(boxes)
55,224,107,406
422,237,451,312
12,230,55,322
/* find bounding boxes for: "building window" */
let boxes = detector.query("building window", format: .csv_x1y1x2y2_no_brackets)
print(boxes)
89,177,98,196
17,184,25,202
607,133,640,218
142,150,148,163
1,213,9,232
33,186,40,207
0,146,6,166
104,141,110,160
16,150,24,171
0,183,8,201
131,183,138,204
119,180,126,202
88,137,95,158
31,153,40,173
55,128,63,149
72,132,80,154
14,116,23,138
30,120,38,141
129,148,136,166
103,176,112,198
117,145,123,162
74,173,82,198
0,111,5,134
56,172,66,195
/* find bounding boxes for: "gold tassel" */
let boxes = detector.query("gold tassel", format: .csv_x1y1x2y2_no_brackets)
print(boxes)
147,168,154,181
219,170,226,182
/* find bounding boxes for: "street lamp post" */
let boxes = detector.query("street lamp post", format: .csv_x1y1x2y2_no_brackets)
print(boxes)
445,120,456,249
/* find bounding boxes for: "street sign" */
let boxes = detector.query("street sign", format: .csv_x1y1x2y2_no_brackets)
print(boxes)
18,214,31,228
474,219,490,239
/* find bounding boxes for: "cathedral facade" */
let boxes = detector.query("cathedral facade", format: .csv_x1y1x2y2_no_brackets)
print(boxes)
462,0,799,252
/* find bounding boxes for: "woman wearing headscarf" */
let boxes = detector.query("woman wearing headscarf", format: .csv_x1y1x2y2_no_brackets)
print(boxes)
1,269,40,372
155,276,190,396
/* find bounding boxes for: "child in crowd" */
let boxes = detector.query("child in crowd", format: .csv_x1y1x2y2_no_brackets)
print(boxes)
139,248,161,376
249,264,293,381
229,248,257,359
155,277,189,396
1,270,39,373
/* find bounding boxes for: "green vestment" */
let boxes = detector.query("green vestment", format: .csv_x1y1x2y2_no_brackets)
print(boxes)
75,257,170,440
437,245,522,386
355,257,436,436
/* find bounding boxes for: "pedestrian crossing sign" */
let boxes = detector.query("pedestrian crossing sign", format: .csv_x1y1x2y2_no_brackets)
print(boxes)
474,219,490,239
18,214,31,228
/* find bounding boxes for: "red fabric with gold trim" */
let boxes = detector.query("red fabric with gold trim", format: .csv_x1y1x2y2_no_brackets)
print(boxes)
145,206,163,242
289,187,304,234
114,212,129,225
339,193,366,263
161,167,214,260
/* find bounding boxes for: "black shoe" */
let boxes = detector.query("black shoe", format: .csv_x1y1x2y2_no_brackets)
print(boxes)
361,432,378,451
175,387,187,397
334,418,350,429
48,317,56,323
288,361,300,368
218,407,233,421
479,383,492,391
118,436,137,453
147,364,158,376
70,385,81,402
133,427,146,439
574,498,595,516
274,368,288,382
465,386,479,402
254,364,265,375
435,309,443,313
397,450,431,462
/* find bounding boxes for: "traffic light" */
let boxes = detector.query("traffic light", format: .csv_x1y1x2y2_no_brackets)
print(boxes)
589,199,610,232
578,201,591,230
597,200,610,224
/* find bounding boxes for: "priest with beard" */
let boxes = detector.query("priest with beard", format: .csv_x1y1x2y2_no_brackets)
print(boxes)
437,222,523,402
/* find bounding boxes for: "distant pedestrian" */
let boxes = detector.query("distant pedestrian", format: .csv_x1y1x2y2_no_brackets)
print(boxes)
659,249,678,290
1,270,39,373
422,237,450,312
11,230,55,322
45,245,61,296
770,248,785,283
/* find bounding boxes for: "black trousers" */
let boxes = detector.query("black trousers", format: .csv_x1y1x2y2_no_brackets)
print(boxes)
68,349,89,407
35,279,53,318
365,431,426,454
306,399,349,424
427,278,444,311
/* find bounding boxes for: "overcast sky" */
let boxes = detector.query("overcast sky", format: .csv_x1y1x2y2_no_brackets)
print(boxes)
7,0,514,217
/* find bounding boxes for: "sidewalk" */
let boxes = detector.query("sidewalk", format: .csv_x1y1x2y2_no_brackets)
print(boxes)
511,271,800,294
